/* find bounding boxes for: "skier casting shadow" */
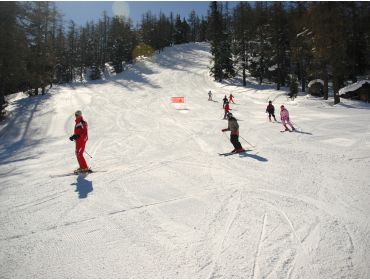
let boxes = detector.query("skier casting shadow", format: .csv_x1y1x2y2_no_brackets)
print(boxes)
71,175,93,199
238,152,268,162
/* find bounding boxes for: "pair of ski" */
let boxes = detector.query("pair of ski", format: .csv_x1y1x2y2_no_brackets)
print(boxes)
218,149,252,156
50,169,106,178
280,129,297,133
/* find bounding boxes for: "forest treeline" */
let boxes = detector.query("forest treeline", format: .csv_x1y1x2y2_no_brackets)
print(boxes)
1,1,369,117
208,1,370,104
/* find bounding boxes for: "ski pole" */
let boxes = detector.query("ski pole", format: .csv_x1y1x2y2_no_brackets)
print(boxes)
240,136,255,148
84,150,93,158
222,132,229,142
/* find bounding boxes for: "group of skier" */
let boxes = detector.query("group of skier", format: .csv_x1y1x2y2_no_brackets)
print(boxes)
69,92,296,173
216,91,296,154
265,101,296,132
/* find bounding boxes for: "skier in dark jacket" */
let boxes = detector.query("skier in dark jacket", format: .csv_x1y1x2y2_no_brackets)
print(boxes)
222,95,228,108
222,113,245,153
266,100,277,122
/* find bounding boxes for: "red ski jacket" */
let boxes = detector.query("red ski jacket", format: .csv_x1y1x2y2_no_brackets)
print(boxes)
74,117,88,144
224,104,230,112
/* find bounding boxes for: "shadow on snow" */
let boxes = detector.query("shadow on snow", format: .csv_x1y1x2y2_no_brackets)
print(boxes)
239,151,268,162
71,175,93,199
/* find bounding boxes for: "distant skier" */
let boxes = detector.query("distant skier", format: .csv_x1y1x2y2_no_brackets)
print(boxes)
280,105,296,132
208,90,213,101
69,110,89,173
222,113,244,153
266,100,277,122
223,101,230,119
229,94,235,104
223,95,228,108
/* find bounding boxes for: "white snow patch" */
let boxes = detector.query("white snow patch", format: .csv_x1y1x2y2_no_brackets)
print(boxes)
308,79,324,87
339,80,370,95
268,64,278,71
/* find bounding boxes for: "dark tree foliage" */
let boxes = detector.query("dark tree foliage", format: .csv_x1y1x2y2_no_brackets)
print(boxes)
1,1,370,118
228,1,370,104
208,1,235,81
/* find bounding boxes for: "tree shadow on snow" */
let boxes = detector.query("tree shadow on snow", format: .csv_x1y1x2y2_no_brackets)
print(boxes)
239,151,268,162
71,175,93,199
0,93,54,168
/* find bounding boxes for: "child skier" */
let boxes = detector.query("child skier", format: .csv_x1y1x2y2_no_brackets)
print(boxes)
229,94,235,103
280,105,296,132
223,95,228,108
266,100,277,122
222,113,244,153
69,110,90,173
208,90,213,101
223,101,230,119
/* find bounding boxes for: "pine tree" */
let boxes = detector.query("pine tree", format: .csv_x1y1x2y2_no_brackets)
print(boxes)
208,1,234,81
308,2,349,103
289,2,312,92
289,75,298,99
232,2,253,86
248,2,271,84
0,2,27,117
269,2,290,90
24,2,58,94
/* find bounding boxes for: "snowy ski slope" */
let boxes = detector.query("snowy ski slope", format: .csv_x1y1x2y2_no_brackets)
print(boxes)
0,43,369,278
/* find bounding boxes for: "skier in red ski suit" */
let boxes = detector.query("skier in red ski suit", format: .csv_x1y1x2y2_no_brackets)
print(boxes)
69,110,89,173
223,101,230,119
229,94,235,104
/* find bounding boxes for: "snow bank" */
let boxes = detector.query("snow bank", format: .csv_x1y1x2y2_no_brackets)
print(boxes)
4,91,28,103
339,80,370,95
308,79,324,87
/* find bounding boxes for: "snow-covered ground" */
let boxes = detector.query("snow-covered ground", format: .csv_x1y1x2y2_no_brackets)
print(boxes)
1,43,369,278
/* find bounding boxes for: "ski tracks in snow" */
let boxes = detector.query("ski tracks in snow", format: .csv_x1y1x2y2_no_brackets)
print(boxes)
207,190,242,279
251,213,267,279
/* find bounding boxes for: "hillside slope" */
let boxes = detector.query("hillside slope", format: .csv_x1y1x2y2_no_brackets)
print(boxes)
0,43,369,278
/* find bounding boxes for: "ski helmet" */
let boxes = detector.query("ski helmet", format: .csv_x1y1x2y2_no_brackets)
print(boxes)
75,110,82,116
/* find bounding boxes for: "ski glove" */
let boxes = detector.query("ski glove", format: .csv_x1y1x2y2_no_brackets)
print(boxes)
222,129,228,132
69,134,80,141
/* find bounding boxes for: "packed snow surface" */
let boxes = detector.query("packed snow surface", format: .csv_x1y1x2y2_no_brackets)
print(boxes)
0,43,370,278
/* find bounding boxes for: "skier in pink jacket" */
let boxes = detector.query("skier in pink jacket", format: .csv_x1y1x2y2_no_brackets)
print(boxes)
280,105,296,132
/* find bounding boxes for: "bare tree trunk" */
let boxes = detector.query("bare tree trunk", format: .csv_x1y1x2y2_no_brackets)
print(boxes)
0,85,6,119
323,67,329,100
301,75,306,92
333,76,340,104
242,65,246,87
